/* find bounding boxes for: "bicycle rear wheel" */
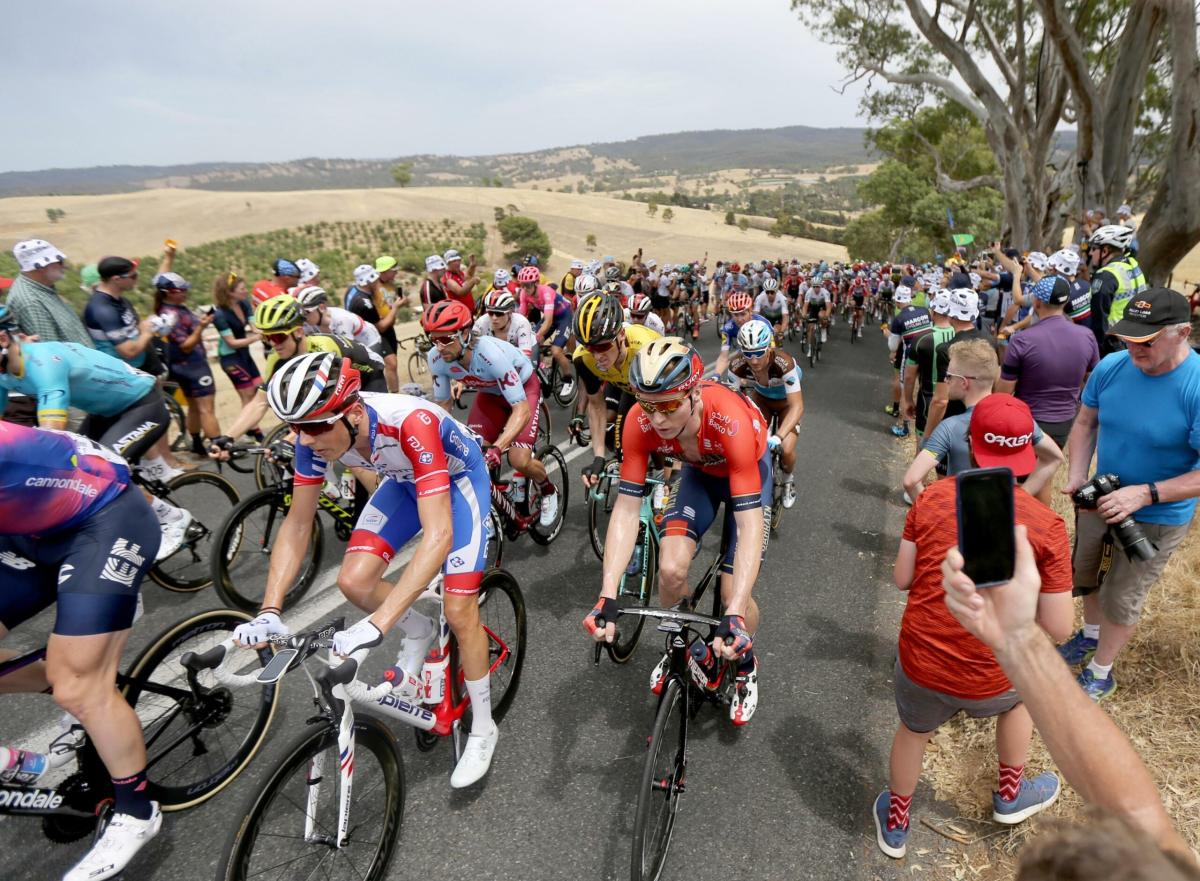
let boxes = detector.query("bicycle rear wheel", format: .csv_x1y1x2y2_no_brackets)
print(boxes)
607,529,655,664
122,609,279,810
631,678,686,881
218,716,404,881
149,471,240,592
528,443,568,545
538,399,552,449
163,385,188,453
212,488,323,613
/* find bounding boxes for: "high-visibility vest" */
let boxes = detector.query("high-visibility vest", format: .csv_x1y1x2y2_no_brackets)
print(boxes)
1098,256,1147,323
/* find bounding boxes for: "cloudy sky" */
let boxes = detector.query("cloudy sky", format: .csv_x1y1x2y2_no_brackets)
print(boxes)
4,0,866,173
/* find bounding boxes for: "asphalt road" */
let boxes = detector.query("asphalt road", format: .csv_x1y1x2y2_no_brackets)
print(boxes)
1,317,927,881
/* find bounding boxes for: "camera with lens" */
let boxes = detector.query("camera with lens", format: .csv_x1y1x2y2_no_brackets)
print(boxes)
1072,473,1157,562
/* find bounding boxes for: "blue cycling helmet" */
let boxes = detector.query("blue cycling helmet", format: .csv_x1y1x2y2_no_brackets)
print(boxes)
737,319,774,352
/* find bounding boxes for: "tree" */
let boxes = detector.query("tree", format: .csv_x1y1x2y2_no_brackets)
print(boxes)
737,218,750,233
390,163,413,188
45,208,66,223
725,210,737,226
792,0,1199,282
493,207,506,222
497,215,552,264
647,201,659,218
492,176,504,188
586,233,598,249
661,208,675,223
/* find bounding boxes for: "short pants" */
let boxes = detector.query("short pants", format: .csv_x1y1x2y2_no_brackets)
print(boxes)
82,390,170,464
169,358,217,399
650,292,671,310
346,466,491,595
0,488,160,636
548,310,572,349
894,657,1021,734
467,373,542,449
219,351,263,391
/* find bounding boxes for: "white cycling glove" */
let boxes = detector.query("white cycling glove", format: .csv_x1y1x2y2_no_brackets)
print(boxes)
767,434,782,451
333,618,384,658
234,611,288,647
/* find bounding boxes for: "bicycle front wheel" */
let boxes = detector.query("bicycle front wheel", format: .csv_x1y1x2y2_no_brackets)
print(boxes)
253,423,292,490
458,568,526,723
631,677,686,881
607,529,655,664
149,471,240,592
588,458,622,561
122,609,279,810
528,444,568,546
218,716,404,881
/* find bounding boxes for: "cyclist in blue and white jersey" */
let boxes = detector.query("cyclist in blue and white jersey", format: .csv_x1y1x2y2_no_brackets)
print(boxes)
712,291,767,377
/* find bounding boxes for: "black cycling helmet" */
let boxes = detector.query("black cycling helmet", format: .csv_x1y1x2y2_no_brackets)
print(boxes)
574,293,624,345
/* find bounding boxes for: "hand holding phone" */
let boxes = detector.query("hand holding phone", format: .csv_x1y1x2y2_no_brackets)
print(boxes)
955,467,1016,588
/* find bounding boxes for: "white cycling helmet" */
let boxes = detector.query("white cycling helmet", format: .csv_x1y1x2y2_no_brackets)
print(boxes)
483,288,516,312
737,319,774,352
267,351,361,424
293,285,328,310
629,293,652,315
575,274,600,295
586,259,602,276
1089,224,1135,251
761,276,779,292
493,268,512,288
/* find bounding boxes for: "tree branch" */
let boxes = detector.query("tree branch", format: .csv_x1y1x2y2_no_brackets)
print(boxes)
1016,0,1028,128
912,129,1003,192
942,0,1021,98
860,62,989,121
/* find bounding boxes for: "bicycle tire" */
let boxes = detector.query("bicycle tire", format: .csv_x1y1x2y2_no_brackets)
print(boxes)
253,423,292,491
587,458,621,561
453,568,526,724
122,609,279,811
163,387,189,453
211,488,323,613
771,457,785,534
606,528,655,664
808,337,816,368
631,677,686,881
218,716,404,881
538,399,552,449
149,471,240,592
407,350,428,384
550,363,578,408
528,444,568,546
485,507,504,570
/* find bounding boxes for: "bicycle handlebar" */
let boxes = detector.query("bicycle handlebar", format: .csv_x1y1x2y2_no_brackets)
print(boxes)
180,639,269,689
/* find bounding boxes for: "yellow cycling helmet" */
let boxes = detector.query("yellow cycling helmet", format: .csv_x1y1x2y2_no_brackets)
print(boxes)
254,294,303,333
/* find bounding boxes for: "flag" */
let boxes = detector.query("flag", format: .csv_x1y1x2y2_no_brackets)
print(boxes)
946,207,956,229
952,233,975,247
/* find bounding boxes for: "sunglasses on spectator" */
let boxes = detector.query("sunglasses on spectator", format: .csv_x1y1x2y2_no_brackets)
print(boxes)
638,396,689,415
945,372,978,383
583,339,617,355
288,420,339,436
265,333,293,345
119,271,139,280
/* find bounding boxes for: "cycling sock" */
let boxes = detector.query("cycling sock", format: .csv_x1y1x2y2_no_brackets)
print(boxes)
539,479,556,496
737,649,756,674
997,762,1024,801
464,676,494,735
1086,659,1113,679
190,432,204,451
1082,623,1100,640
149,496,185,523
887,791,912,830
111,768,153,820
397,607,435,642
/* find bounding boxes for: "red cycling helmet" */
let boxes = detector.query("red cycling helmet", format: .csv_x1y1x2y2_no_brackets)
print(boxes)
729,263,741,273
517,266,540,285
421,299,473,334
727,291,752,313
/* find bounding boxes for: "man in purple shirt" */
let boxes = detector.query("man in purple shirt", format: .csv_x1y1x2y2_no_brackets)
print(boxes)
997,275,1100,449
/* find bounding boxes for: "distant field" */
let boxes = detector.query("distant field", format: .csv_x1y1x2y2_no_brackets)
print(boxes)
0,186,848,281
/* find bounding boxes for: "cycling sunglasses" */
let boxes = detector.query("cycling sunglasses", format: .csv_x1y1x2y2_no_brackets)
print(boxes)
265,332,294,346
730,310,751,319
637,396,688,415
288,420,339,436
487,310,510,318
429,334,459,346
743,348,769,359
583,339,617,354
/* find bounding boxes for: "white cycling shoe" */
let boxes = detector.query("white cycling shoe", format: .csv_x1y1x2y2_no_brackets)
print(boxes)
539,489,559,528
64,802,162,881
155,510,194,562
649,653,670,696
730,658,759,727
560,377,576,398
450,725,499,788
782,479,796,509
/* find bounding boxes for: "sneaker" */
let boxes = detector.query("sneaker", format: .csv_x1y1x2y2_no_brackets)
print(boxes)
559,377,575,399
64,803,162,881
857,328,863,338
450,725,499,788
872,791,908,858
884,403,898,416
820,330,828,343
992,771,1060,824
890,423,910,438
155,509,194,562
1057,629,1099,665
782,478,796,509
538,488,559,528
1076,667,1117,701
729,657,758,726
649,652,670,696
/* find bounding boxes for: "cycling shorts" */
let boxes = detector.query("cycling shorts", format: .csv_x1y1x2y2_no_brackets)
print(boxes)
468,373,542,449
661,450,772,575
83,390,170,464
650,292,671,310
346,466,491,595
219,351,263,390
548,309,572,349
852,294,865,306
168,359,217,399
892,346,905,372
0,488,160,636
805,304,825,321
750,391,790,420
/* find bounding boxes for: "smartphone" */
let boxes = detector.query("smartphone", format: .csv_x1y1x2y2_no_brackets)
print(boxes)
955,467,1015,588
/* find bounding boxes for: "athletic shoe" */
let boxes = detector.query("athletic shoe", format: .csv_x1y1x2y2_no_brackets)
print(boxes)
539,488,559,528
729,657,758,726
1076,667,1117,701
64,803,162,881
884,403,898,416
890,424,909,438
992,771,1060,824
155,509,194,562
872,791,908,858
782,477,796,509
857,328,863,338
821,330,828,343
649,653,670,696
450,725,499,788
1057,629,1098,665
559,377,575,399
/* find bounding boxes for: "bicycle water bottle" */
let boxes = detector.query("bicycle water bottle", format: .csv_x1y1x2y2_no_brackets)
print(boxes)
687,641,718,691
0,748,48,784
509,480,526,505
626,523,645,576
422,645,449,706
382,664,423,701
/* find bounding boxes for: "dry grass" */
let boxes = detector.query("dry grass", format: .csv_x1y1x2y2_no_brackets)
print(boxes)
908,458,1200,878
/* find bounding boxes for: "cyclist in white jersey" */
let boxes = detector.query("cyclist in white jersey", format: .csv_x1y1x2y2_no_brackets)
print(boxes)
295,285,382,352
473,289,537,359
626,293,665,334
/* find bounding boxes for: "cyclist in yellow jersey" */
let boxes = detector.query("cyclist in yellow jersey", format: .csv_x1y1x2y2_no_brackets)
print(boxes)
209,295,386,455
572,293,660,486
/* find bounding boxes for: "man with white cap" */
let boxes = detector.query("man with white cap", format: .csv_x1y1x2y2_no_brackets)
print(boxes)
346,262,401,392
7,239,93,348
886,285,931,437
296,258,321,286
442,249,480,311
1050,248,1092,326
924,287,995,437
420,254,448,310
561,259,583,303
1117,204,1136,229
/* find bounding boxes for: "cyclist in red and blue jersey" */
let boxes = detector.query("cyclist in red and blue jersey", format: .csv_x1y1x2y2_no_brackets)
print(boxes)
584,339,769,726
233,353,502,789
712,290,767,377
0,422,163,880
516,266,575,399
423,300,559,528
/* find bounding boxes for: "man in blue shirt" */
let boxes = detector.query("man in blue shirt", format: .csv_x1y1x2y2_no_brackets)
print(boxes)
83,257,157,370
1061,288,1200,700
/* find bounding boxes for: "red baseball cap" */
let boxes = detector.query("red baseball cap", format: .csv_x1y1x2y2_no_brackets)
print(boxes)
969,394,1036,476
0,276,12,291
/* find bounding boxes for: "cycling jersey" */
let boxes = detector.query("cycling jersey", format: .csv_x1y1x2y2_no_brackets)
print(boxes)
473,312,537,359
263,333,387,389
428,334,533,403
804,288,831,316
84,290,147,368
517,284,566,323
720,314,768,351
722,273,749,293
624,312,665,335
729,350,802,401
0,342,156,423
213,300,254,358
306,306,382,350
891,306,933,347
0,422,130,536
753,293,789,322
573,322,660,395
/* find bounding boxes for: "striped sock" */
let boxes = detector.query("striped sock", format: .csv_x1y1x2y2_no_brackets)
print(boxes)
887,791,912,831
998,762,1024,802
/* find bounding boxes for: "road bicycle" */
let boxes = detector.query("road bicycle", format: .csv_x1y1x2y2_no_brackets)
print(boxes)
0,609,277,847
215,568,526,881
805,317,824,368
850,306,863,343
539,354,577,408
397,333,431,384
488,442,569,547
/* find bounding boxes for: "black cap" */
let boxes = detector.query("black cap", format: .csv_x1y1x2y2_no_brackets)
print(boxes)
948,271,973,289
97,256,137,280
1107,287,1190,342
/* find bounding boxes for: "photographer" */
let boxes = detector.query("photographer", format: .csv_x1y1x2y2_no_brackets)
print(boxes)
1062,288,1200,701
